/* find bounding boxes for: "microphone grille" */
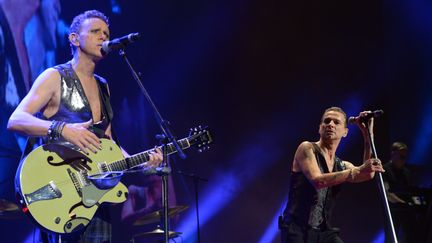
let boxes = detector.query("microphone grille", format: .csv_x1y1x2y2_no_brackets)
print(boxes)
101,41,110,55
347,116,356,124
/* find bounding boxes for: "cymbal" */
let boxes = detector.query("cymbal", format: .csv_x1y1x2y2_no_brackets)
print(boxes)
133,227,182,240
0,199,22,219
133,205,188,226
0,199,19,212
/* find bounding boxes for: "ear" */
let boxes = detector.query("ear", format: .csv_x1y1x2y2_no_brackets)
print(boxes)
68,33,79,47
343,127,349,137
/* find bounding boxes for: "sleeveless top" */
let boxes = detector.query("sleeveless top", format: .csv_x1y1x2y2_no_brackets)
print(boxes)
22,62,114,156
282,143,346,228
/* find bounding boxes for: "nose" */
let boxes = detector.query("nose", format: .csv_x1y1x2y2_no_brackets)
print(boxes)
99,32,108,41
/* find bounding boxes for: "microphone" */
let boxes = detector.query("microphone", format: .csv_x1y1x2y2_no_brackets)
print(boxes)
348,110,384,124
101,32,140,55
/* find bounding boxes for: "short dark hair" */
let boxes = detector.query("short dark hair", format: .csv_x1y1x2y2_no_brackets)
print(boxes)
391,142,408,152
69,10,109,54
321,107,347,127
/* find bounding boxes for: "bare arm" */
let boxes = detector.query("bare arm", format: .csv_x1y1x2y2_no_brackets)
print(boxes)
359,115,373,164
345,113,385,183
343,160,384,183
384,181,406,204
7,68,60,136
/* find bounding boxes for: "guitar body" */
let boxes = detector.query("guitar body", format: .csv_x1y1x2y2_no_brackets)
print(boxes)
16,139,128,234
15,126,213,234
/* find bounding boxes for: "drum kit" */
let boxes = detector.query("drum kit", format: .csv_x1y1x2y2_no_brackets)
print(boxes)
0,197,188,242
131,205,189,242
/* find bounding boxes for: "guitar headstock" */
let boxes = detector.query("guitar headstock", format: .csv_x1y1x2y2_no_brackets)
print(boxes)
188,126,213,152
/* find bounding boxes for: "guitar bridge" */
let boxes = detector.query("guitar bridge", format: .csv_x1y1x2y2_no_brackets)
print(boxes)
25,181,62,205
67,168,82,196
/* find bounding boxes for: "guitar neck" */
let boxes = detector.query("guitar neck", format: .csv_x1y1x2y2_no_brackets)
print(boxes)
108,138,191,172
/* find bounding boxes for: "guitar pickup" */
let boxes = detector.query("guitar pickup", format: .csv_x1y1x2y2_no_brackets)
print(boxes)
25,181,62,205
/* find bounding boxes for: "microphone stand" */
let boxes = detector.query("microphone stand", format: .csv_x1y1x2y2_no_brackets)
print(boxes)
118,49,187,243
363,121,398,243
178,171,208,243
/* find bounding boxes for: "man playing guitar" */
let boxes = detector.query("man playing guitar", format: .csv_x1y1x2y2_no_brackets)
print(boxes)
7,10,163,242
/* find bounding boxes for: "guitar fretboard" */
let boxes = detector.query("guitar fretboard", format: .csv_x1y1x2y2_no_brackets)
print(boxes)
107,138,190,172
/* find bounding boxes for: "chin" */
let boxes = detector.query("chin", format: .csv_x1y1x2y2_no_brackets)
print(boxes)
323,135,339,142
94,54,105,62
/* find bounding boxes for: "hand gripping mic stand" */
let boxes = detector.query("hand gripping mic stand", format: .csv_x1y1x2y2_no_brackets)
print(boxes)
119,48,187,243
362,119,398,243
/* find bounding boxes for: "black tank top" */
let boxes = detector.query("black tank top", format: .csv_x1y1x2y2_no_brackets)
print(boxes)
282,143,345,228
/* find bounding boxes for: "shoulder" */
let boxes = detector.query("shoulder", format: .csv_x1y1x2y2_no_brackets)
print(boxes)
33,68,61,86
295,141,316,159
28,68,61,93
297,141,315,152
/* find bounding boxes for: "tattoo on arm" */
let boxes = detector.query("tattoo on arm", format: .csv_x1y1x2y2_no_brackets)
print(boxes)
330,172,346,183
302,148,312,161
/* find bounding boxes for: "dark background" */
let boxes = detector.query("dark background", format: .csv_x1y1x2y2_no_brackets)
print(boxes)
2,0,432,242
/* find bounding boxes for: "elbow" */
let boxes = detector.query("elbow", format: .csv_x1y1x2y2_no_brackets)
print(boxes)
7,118,18,132
311,178,327,190
7,114,24,133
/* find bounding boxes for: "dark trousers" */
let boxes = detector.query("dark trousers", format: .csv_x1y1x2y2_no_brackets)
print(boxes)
40,213,112,243
280,221,343,243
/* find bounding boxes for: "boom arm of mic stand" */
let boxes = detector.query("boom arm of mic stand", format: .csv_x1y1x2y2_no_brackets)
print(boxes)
118,49,187,160
364,125,398,243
